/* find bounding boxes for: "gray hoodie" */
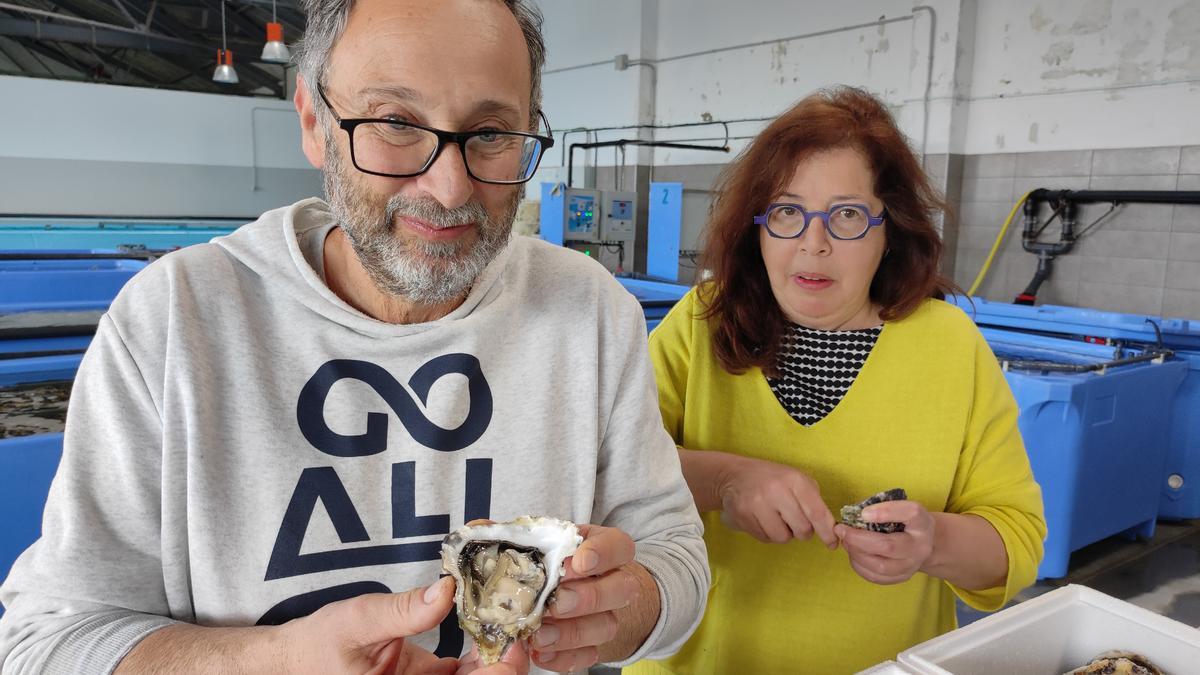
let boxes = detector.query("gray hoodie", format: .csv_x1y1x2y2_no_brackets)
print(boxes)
0,198,709,674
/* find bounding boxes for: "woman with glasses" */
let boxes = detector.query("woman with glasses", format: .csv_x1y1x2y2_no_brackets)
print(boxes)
626,88,1046,674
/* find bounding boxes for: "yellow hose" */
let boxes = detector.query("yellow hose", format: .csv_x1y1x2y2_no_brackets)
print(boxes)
967,190,1034,296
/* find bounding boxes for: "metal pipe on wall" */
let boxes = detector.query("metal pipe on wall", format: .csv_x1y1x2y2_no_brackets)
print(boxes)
1012,189,1200,304
566,138,730,188
545,8,937,178
1029,189,1200,206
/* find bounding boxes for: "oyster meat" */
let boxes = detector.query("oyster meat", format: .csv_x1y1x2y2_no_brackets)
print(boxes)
440,516,582,665
1064,650,1167,675
839,488,908,533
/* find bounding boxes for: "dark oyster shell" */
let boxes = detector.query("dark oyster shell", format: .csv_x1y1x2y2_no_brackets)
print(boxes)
839,488,907,533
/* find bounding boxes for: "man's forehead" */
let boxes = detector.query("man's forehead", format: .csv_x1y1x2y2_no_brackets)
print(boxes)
354,85,525,122
327,0,532,118
334,0,529,75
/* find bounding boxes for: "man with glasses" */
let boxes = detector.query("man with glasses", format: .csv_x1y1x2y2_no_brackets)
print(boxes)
0,1,708,674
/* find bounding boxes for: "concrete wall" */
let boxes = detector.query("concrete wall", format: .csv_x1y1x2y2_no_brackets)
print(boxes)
531,0,955,177
953,146,1200,318
5,1,1200,316
948,1,1200,317
532,0,1200,318
962,0,1200,154
0,75,322,218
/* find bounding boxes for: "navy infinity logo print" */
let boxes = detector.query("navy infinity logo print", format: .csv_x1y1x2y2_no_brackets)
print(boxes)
259,352,494,657
295,353,492,455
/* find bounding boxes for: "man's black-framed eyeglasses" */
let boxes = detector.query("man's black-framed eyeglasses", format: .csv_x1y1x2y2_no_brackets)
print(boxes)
316,83,554,185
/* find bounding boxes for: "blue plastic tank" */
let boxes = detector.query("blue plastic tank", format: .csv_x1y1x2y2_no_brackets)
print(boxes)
0,339,87,387
0,433,64,612
1,255,147,315
616,277,689,333
0,218,239,251
0,354,74,615
953,295,1200,520
981,327,1187,578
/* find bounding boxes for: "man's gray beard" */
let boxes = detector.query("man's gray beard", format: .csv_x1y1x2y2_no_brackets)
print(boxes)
322,143,518,306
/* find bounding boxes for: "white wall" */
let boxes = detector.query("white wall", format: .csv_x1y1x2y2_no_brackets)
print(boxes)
962,0,1200,154
5,1,1199,212
533,0,1200,173
533,0,960,175
0,75,309,169
0,75,321,217
653,0,938,162
529,0,656,193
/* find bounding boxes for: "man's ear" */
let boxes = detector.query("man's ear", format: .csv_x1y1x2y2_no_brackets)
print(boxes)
295,76,326,169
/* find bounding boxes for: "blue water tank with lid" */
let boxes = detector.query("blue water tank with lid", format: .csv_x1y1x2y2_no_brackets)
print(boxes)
952,295,1200,520
979,327,1186,579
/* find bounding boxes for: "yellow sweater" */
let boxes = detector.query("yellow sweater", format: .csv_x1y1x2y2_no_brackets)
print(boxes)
627,290,1045,675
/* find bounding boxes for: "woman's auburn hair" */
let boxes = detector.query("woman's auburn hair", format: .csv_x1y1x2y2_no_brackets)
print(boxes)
698,85,960,376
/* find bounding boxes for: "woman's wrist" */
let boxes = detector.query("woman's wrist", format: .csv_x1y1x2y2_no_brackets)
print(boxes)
677,446,745,512
710,451,744,507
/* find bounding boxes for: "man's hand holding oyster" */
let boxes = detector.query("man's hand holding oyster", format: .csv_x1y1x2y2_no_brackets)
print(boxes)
441,517,660,674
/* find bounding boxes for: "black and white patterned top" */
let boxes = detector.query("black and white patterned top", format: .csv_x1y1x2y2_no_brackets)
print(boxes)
767,323,883,426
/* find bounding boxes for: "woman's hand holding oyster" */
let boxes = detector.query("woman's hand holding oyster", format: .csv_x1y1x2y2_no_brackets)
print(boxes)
834,494,937,585
834,490,1013,590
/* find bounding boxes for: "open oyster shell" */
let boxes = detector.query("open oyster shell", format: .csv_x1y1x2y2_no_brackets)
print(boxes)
839,488,908,533
440,516,582,665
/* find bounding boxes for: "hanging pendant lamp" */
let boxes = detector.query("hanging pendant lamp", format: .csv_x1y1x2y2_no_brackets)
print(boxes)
261,0,290,63
212,1,239,84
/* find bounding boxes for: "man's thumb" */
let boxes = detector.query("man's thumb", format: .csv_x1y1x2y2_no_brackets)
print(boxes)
349,577,457,645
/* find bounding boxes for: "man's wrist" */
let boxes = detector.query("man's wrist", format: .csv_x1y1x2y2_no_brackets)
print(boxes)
598,562,661,662
118,623,282,674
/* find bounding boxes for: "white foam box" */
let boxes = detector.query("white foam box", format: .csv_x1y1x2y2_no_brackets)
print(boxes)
897,584,1200,675
856,661,918,674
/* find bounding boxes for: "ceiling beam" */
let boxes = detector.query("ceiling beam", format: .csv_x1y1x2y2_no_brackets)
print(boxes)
196,0,265,44
44,39,90,73
0,25,282,95
157,41,285,96
145,0,300,10
109,0,141,28
0,36,34,74
0,17,210,56
23,39,105,79
0,0,291,97
84,43,179,86
23,0,224,86
181,30,266,48
143,0,158,30
107,0,189,38
21,39,165,86
109,0,289,94
20,40,73,79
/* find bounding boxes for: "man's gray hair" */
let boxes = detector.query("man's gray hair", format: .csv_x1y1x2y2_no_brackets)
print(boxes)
294,0,546,127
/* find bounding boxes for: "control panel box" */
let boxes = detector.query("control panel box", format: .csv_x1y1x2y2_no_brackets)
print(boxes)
601,191,637,243
563,188,600,243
